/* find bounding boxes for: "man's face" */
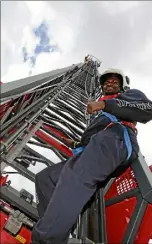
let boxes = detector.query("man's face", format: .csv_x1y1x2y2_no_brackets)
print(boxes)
102,74,121,95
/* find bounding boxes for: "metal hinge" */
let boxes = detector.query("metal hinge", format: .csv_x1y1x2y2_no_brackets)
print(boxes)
4,210,23,235
4,209,34,235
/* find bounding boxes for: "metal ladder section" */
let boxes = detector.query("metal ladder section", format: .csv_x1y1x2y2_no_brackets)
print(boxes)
0,58,100,179
0,55,102,227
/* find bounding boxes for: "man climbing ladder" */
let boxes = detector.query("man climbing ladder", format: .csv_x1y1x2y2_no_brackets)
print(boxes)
32,68,152,244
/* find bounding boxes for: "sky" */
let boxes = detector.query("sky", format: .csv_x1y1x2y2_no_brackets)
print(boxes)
1,1,152,201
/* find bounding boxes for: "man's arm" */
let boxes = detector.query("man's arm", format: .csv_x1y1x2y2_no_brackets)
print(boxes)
103,89,152,123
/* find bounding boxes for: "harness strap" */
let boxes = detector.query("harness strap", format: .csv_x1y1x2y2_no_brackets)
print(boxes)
102,112,132,160
123,125,132,160
102,112,118,123
72,146,85,156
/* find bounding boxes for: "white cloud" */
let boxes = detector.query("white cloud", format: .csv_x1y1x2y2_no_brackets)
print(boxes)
2,1,85,82
21,25,39,54
25,1,56,25
1,2,31,79
24,1,81,55
2,63,30,83
101,1,140,15
137,122,152,165
32,52,61,74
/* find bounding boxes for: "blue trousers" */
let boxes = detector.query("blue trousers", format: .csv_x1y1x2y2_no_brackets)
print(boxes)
32,129,139,244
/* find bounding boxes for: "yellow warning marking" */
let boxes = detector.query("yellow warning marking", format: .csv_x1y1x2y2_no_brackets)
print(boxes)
15,234,26,243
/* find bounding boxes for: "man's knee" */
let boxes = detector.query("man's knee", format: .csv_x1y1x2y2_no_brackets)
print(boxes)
35,162,65,186
35,167,49,186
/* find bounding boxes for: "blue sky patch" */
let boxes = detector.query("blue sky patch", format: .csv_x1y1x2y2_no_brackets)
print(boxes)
22,21,58,74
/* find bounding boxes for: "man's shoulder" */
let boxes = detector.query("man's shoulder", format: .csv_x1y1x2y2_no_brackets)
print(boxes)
124,88,143,95
118,89,148,100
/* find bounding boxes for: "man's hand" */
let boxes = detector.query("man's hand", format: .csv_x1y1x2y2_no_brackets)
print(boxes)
61,137,81,148
87,101,105,114
61,137,74,146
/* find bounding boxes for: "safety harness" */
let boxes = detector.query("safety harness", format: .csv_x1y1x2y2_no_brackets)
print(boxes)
72,95,135,160
72,111,132,160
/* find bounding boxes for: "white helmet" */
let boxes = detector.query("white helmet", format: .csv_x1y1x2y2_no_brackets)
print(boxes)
100,68,130,92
